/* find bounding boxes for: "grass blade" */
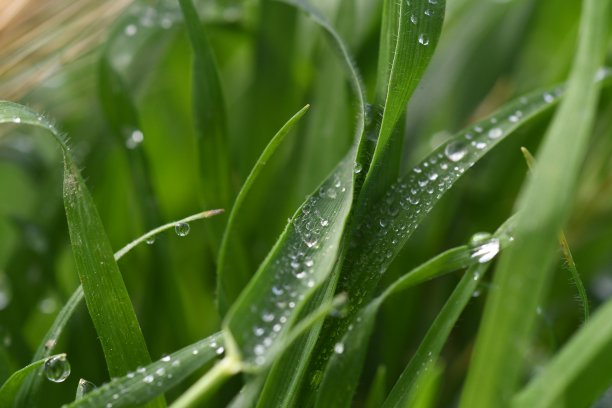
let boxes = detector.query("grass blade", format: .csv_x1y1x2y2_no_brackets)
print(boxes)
0,354,63,407
178,0,231,211
459,0,609,405
512,296,612,408
0,101,163,406
66,333,224,408
217,105,310,316
223,151,355,370
17,210,223,404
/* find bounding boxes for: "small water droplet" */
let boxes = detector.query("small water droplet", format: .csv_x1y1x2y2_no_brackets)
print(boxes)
488,127,502,139
410,14,418,24
175,222,190,237
304,258,314,267
125,24,138,36
126,129,144,149
334,343,344,354
161,355,171,362
12,117,22,124
320,219,329,227
472,141,487,150
444,141,467,162
143,375,154,383
156,368,165,376
509,114,519,123
45,355,71,383
326,188,337,199
418,34,430,45
354,162,362,173
145,236,156,245
469,233,500,263
472,288,482,298
424,9,433,16
76,379,96,399
215,346,225,355
543,93,554,103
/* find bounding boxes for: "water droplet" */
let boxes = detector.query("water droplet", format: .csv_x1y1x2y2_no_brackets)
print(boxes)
262,312,275,322
12,117,21,124
39,297,58,314
424,9,433,16
304,258,314,267
469,233,500,263
428,0,438,3
320,219,329,227
444,141,467,162
125,24,138,36
488,127,502,139
161,355,171,362
334,343,344,354
418,34,430,45
143,375,154,383
326,188,337,199
156,368,166,376
45,355,71,383
175,222,190,237
126,129,144,149
472,141,487,150
145,236,155,245
354,162,362,173
410,14,418,24
543,93,554,103
216,346,225,355
472,289,481,298
76,379,96,399
509,114,519,123
428,172,439,181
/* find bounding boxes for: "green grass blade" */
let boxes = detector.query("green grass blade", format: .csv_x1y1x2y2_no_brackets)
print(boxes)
217,105,311,316
362,0,445,193
178,0,231,210
0,354,63,408
521,146,590,322
307,81,573,383
66,333,223,408
0,101,163,406
512,297,612,408
17,210,222,404
222,150,355,370
459,0,609,405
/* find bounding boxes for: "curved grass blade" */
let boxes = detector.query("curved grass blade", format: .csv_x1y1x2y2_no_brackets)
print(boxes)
65,333,223,408
217,105,311,316
17,210,223,404
0,102,156,379
459,0,609,405
306,79,577,387
0,354,63,407
511,296,612,408
222,151,354,370
178,0,231,211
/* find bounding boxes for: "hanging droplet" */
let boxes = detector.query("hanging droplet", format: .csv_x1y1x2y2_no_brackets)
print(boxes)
145,236,156,245
418,34,430,46
45,355,71,383
175,222,190,237
444,141,467,162
76,378,96,400
469,232,500,263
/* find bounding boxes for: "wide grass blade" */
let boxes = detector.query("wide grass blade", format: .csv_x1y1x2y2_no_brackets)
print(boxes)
0,354,63,407
222,151,355,370
459,0,609,405
512,296,612,408
217,105,310,316
0,101,162,407
66,333,223,408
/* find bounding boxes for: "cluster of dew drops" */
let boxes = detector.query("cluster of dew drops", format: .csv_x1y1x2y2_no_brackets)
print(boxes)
246,174,348,366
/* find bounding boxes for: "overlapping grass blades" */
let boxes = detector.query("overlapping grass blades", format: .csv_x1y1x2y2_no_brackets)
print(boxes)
0,101,163,408
459,0,609,405
0,354,63,406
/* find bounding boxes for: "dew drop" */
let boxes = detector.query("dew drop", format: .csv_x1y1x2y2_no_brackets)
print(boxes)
125,24,138,36
320,219,329,227
472,141,487,150
354,162,362,174
12,117,21,124
76,379,96,400
126,129,144,149
418,34,430,45
156,368,166,376
488,127,502,139
45,355,71,383
469,233,500,263
334,343,345,354
145,236,156,245
424,9,433,16
444,141,467,162
304,258,314,267
543,93,555,103
216,346,225,355
175,222,190,237
410,14,418,24
143,375,154,383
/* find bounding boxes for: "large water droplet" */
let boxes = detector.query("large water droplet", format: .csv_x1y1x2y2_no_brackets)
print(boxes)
76,379,96,400
469,233,500,263
488,127,502,139
418,34,430,45
334,342,344,354
444,141,467,162
175,222,190,237
45,355,71,383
